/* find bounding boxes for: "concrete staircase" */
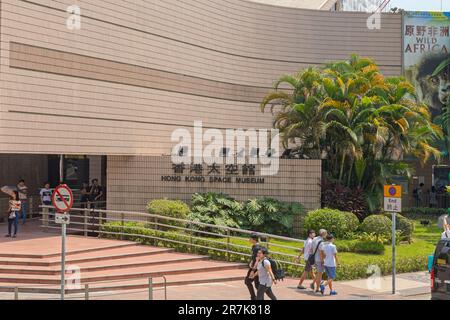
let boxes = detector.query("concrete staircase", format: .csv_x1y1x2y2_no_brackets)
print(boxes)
0,240,247,294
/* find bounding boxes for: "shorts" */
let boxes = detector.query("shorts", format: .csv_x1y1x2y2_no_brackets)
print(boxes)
304,260,313,273
325,266,336,280
315,260,324,273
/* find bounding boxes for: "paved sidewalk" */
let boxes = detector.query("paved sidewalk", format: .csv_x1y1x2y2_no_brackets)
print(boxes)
0,220,431,300
340,271,430,299
1,274,430,300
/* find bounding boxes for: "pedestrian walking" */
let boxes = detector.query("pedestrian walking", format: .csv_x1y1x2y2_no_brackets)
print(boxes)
311,229,327,292
320,234,339,295
17,179,28,224
296,229,316,290
40,182,52,206
244,233,261,300
255,247,277,300
5,190,21,238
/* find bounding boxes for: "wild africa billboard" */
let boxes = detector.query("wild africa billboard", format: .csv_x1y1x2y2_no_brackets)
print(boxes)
403,11,450,160
403,11,449,120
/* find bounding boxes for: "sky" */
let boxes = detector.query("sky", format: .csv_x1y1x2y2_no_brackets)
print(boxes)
388,0,450,11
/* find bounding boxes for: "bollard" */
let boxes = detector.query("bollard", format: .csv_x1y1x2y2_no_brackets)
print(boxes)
85,284,89,300
14,287,18,300
148,278,153,300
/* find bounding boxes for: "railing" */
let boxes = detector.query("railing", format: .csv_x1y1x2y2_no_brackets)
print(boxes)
0,276,167,300
40,206,305,269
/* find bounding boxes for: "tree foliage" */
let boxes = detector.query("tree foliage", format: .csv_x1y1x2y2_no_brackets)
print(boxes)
261,55,443,212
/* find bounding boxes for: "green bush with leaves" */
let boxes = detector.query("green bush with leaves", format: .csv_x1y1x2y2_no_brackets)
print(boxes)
382,213,415,242
188,193,243,233
353,241,385,254
101,221,426,281
187,193,304,236
304,208,360,238
402,207,448,218
241,198,305,236
342,211,360,231
360,215,392,240
146,199,190,228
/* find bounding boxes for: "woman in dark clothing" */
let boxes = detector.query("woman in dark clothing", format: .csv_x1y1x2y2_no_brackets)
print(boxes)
5,190,21,238
80,182,90,208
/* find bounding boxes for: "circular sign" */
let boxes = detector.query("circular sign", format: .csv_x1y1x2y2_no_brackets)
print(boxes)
52,184,74,213
389,186,397,196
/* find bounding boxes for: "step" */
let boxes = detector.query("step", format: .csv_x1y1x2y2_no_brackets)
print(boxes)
0,253,210,275
0,269,247,294
0,246,173,267
0,241,138,259
0,261,247,285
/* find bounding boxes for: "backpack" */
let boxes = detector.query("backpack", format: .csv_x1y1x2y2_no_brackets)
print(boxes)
308,240,322,266
263,257,285,281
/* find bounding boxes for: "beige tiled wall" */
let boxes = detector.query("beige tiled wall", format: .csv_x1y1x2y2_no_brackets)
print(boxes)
0,0,402,156
107,156,322,212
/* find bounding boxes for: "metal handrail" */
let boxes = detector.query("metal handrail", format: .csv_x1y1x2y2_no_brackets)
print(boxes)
41,206,304,244
40,206,305,269
1,275,168,300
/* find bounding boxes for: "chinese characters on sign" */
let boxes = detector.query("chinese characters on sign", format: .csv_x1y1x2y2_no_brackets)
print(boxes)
161,163,265,184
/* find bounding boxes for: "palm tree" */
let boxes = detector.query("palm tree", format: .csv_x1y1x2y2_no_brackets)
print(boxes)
261,55,443,212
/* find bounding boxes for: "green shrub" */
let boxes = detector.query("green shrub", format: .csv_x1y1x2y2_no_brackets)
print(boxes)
241,198,305,236
382,213,415,242
146,199,190,227
101,221,427,281
356,232,388,244
335,239,358,252
342,211,360,232
304,208,359,238
188,193,305,236
188,193,243,233
353,241,385,254
360,215,392,240
402,207,448,218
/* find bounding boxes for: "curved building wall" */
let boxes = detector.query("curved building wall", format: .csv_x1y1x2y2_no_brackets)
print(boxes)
0,0,402,155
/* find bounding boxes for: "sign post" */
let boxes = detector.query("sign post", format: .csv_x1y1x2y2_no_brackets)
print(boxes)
384,184,402,295
52,184,73,300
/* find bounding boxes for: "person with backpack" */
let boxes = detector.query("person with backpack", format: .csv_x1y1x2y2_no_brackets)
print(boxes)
296,229,316,290
311,229,327,292
244,233,262,300
255,247,277,300
320,234,339,296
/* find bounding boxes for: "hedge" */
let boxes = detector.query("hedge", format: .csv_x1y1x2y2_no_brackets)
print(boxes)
304,208,359,239
402,207,448,218
360,215,392,240
101,221,427,281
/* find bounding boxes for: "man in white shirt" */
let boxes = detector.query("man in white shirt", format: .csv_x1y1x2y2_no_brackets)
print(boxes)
296,229,316,290
320,234,339,295
312,229,327,292
40,182,52,206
